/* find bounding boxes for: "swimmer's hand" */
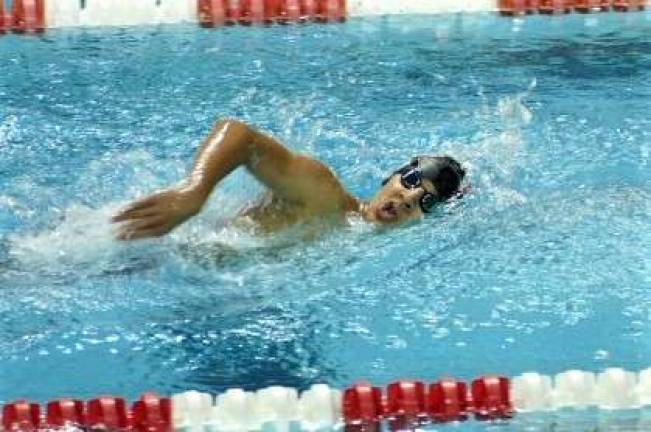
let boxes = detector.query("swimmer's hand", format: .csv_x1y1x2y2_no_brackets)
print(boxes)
111,186,205,240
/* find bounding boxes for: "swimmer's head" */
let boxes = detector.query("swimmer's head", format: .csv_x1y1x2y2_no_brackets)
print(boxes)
364,156,466,225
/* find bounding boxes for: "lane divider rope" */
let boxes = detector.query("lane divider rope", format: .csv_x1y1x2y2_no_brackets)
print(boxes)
499,0,647,15
0,0,649,35
198,0,346,27
3,368,651,431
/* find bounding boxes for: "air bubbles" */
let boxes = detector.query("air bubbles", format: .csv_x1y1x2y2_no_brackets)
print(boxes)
385,335,407,350
594,350,610,361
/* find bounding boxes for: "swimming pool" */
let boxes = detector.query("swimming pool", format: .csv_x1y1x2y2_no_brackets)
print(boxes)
1,8,651,431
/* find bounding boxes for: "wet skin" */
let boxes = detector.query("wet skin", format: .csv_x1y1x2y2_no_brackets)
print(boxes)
112,119,437,239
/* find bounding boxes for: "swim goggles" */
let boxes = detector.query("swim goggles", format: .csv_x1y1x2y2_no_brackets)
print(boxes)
382,156,467,213
397,167,440,213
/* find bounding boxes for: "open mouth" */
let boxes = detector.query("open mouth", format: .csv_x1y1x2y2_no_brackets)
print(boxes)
376,201,399,222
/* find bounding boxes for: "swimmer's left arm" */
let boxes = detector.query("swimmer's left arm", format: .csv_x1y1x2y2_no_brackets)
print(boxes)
186,119,351,207
112,119,255,240
112,119,349,240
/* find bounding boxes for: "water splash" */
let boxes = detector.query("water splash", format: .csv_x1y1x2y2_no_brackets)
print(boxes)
8,203,120,270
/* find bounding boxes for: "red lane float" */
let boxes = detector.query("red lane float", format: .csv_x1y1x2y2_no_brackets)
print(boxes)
86,397,131,430
575,0,615,12
613,0,647,10
498,0,540,15
46,399,85,428
198,0,226,27
315,0,345,22
2,401,41,431
12,0,45,33
386,381,428,431
131,393,172,432
498,0,646,14
0,0,8,33
264,0,281,22
240,0,266,25
525,0,542,13
498,0,649,16
472,376,513,420
575,0,605,11
224,0,242,25
197,0,345,26
386,381,427,418
612,0,628,10
277,0,301,23
343,383,384,427
301,0,318,20
539,0,572,13
428,379,471,422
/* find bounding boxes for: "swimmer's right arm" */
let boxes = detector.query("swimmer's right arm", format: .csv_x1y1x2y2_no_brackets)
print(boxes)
112,119,341,240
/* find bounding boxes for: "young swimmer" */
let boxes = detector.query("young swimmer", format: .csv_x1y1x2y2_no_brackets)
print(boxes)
112,119,466,240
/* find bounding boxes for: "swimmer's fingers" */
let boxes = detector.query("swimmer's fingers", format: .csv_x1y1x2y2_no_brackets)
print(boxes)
111,207,159,223
115,216,173,241
112,188,202,240
112,195,165,222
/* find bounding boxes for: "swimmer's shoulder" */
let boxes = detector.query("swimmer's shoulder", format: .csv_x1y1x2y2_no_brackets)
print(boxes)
293,155,359,213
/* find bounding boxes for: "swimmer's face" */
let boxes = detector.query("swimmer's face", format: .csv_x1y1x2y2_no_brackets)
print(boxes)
366,174,436,225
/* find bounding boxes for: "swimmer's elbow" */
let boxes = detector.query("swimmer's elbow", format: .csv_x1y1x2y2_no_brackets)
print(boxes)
212,118,260,151
216,118,253,135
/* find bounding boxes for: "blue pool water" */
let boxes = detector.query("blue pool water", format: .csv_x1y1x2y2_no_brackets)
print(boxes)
1,11,651,430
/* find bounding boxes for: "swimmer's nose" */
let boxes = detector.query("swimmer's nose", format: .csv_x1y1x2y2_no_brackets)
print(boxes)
400,189,422,211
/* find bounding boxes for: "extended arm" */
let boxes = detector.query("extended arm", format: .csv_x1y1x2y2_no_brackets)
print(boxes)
112,119,346,240
187,119,330,204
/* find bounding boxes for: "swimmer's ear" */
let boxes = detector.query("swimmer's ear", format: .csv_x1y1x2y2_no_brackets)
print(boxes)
451,183,472,201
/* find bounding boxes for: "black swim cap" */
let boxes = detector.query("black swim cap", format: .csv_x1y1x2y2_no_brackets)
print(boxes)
383,156,466,201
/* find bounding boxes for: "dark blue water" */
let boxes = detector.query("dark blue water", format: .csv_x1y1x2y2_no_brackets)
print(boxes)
1,12,651,430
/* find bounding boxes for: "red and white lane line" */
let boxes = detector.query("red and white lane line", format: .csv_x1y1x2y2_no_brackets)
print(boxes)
498,0,647,15
3,368,651,431
0,0,649,34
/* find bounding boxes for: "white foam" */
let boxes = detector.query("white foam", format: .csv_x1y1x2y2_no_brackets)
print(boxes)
46,0,498,28
0,115,19,145
8,203,121,269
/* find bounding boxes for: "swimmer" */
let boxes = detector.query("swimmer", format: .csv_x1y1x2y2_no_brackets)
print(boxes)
112,119,466,240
